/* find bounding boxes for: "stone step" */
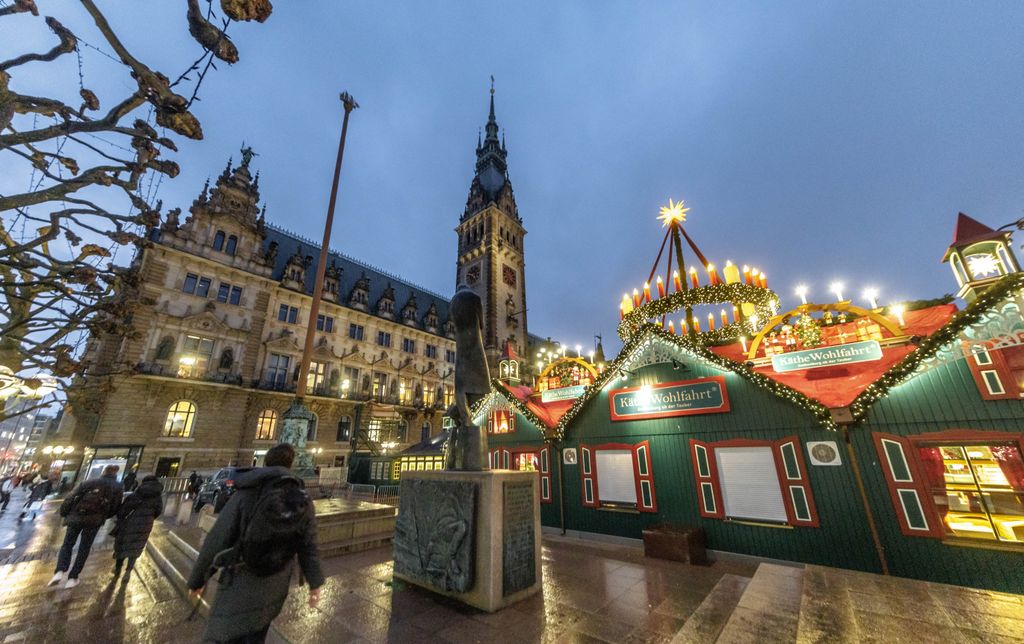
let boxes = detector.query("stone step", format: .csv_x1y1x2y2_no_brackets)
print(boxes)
670,573,751,644
795,565,858,643
146,531,211,618
717,563,804,643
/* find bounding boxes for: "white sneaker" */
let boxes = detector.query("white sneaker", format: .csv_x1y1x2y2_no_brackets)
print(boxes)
63,577,79,589
46,572,64,587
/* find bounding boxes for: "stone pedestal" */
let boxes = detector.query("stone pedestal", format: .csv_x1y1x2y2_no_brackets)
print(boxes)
280,399,314,476
393,470,542,613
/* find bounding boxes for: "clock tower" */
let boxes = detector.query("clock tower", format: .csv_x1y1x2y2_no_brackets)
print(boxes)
455,85,529,371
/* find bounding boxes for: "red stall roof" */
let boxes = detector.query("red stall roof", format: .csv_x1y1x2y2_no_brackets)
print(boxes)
710,304,958,408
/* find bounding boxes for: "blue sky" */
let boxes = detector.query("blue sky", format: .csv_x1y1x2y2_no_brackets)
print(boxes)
4,2,1023,354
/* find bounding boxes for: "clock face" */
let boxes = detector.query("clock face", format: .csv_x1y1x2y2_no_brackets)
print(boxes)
466,264,481,285
811,443,837,463
503,264,517,288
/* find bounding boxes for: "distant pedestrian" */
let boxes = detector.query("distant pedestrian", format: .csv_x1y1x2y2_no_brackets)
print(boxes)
0,475,14,512
186,470,201,499
112,475,164,580
121,466,139,493
19,474,54,521
50,465,123,589
58,477,70,495
187,444,323,643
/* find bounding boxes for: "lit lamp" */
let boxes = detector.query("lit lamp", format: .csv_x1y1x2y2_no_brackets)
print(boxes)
575,344,582,358
891,304,906,327
863,287,879,310
830,281,845,302
724,260,740,285
588,351,594,363
795,284,808,305
656,276,666,298
42,446,53,455
341,379,351,397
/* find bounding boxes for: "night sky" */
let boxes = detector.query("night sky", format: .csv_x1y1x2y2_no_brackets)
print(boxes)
5,2,1024,355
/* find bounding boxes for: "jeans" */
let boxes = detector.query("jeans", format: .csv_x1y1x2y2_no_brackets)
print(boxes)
55,524,100,579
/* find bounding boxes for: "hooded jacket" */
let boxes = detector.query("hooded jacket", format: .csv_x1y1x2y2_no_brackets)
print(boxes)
60,472,123,528
113,477,165,559
186,466,324,642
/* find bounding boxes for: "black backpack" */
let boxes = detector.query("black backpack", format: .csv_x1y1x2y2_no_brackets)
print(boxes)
73,485,113,519
237,477,313,577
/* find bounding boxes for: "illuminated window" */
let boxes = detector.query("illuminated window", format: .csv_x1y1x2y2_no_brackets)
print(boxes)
177,335,214,378
163,401,196,438
307,360,327,393
919,443,1024,544
442,385,454,408
255,409,277,441
487,409,515,434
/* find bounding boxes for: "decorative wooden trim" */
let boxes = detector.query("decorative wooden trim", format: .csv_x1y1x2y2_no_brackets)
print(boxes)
870,432,943,538
773,436,819,527
689,439,724,519
633,441,657,513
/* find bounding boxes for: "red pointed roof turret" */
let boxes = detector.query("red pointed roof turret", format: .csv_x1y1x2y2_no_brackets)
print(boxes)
942,212,1010,262
500,339,519,362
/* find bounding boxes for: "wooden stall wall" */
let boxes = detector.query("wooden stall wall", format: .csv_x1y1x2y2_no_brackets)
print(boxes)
488,408,562,529
854,352,1024,593
560,356,882,572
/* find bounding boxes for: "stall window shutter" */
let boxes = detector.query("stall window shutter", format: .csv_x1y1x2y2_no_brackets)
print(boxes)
580,445,599,507
489,448,497,470
961,341,1017,400
690,439,723,519
632,441,657,512
773,437,819,527
872,432,941,538
539,446,552,503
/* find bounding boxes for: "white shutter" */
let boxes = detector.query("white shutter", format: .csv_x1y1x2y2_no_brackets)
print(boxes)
715,446,787,523
595,450,637,504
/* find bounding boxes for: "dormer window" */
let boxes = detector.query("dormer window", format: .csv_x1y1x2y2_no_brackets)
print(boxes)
376,284,396,319
401,295,419,327
423,302,440,332
349,273,370,310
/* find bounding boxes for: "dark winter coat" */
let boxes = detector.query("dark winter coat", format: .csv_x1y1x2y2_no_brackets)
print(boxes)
59,472,123,528
113,478,164,559
186,466,324,642
28,479,53,502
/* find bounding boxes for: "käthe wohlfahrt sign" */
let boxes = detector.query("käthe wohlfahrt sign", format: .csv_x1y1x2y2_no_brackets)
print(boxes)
609,377,730,421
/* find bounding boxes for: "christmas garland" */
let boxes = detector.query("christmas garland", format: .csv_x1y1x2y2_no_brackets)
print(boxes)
618,283,780,344
848,273,1024,422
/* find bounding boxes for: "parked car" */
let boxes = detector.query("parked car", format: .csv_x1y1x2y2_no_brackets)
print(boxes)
192,466,253,513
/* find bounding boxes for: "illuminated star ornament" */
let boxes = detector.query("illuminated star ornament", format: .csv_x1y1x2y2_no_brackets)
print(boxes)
966,253,1000,278
658,198,690,228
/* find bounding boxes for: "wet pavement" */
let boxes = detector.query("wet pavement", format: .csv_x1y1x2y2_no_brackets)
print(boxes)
2,486,1023,643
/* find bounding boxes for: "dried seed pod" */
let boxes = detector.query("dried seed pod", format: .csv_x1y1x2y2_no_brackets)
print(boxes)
221,0,272,22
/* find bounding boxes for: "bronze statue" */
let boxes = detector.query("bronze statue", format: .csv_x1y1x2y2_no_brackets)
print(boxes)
445,285,490,471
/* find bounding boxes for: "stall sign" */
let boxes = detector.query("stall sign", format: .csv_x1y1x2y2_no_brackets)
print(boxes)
541,384,586,403
771,340,883,373
609,376,730,421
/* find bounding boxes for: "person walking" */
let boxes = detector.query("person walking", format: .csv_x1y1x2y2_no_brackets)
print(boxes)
112,475,164,580
49,465,123,589
0,475,13,512
186,470,201,499
18,473,54,521
187,444,323,643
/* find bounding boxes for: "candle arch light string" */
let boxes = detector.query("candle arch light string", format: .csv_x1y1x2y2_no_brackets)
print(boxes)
618,199,781,344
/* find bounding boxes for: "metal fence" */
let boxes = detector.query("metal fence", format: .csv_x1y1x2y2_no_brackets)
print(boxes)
374,485,400,506
347,483,376,502
159,477,191,494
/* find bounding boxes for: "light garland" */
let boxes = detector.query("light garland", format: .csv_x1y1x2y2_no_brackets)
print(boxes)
618,283,780,344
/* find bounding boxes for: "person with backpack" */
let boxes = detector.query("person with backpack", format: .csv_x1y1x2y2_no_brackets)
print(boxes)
0,475,14,512
111,475,164,580
49,464,123,589
121,465,139,493
186,443,323,643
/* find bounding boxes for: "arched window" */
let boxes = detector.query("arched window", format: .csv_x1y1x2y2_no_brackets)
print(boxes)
226,235,238,256
420,421,431,443
336,415,352,442
213,230,225,251
256,409,277,441
307,412,318,442
164,401,196,438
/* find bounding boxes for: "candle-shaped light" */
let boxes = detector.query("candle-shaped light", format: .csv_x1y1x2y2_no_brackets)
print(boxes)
693,317,701,333
619,303,625,320
740,336,748,353
795,284,808,305
891,304,906,327
749,313,760,331
743,265,753,285
689,266,699,288
830,281,844,302
673,270,682,292
575,344,582,358
863,287,879,310
656,275,666,298
588,350,594,363
732,305,739,323
720,309,728,327
706,263,719,286
707,312,716,331
668,320,676,334
759,272,767,289
724,260,741,285
632,288,641,308
681,319,688,335
643,281,651,303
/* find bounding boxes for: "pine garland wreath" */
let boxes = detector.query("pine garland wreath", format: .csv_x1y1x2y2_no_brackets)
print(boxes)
618,283,780,343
